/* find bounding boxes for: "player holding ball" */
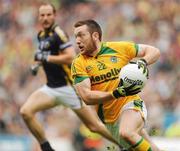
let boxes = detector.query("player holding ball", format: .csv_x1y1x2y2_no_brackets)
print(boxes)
71,19,162,151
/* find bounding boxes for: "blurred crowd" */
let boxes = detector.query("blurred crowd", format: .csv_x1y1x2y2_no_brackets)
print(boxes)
0,0,180,150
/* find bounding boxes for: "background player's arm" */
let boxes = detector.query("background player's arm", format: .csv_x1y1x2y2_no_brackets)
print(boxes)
47,46,75,65
74,78,114,105
137,44,160,65
46,26,75,65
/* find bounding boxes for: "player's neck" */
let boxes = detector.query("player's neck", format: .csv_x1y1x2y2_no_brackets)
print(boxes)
90,41,101,57
85,41,101,57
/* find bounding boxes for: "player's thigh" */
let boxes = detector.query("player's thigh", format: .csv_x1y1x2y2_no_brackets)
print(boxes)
51,85,82,109
120,109,144,132
21,89,56,113
119,100,147,132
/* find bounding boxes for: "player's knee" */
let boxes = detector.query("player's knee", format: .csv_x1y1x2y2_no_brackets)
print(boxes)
88,122,103,133
88,124,98,133
20,106,33,121
119,129,135,142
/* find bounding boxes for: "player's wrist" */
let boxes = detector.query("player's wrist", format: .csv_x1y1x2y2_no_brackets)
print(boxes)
111,89,123,99
139,58,148,66
43,54,49,62
34,52,49,62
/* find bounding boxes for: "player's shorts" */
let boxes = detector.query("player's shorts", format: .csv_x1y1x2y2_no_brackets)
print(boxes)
105,100,147,150
39,85,83,109
122,99,147,121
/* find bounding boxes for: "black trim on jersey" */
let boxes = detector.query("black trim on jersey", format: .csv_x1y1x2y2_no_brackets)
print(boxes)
91,77,119,86
62,65,73,85
97,104,105,124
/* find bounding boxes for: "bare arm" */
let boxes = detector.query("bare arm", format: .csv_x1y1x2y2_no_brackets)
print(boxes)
137,44,160,65
47,46,75,65
74,78,114,105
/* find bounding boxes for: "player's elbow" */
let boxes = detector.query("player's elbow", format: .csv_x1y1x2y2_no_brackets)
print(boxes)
79,92,96,105
81,94,93,105
65,47,76,65
75,86,95,105
154,47,161,60
63,52,74,64
66,55,74,65
84,99,94,105
83,100,91,105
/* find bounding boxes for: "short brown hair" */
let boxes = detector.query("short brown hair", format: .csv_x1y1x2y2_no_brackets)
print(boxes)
74,20,102,41
39,2,56,14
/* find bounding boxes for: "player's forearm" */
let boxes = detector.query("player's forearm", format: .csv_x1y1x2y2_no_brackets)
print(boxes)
77,89,114,105
47,54,73,65
139,44,160,65
47,47,75,65
143,47,160,65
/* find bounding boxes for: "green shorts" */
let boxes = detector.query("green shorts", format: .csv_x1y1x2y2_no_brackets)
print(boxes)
105,121,131,149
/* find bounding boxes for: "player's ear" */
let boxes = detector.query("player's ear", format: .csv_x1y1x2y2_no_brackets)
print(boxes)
92,32,99,41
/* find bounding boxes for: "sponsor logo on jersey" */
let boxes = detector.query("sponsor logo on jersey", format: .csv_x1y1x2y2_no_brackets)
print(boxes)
90,68,121,84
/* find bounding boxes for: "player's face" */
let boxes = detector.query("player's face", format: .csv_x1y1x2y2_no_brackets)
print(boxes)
74,25,97,56
38,5,55,29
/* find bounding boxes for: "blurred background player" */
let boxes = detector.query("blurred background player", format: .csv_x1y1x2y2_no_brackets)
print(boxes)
71,19,161,151
20,3,120,151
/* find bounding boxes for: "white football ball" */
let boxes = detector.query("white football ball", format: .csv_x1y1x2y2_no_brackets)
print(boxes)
119,63,148,90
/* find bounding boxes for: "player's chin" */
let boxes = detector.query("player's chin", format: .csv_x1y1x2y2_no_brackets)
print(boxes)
79,48,85,53
81,48,88,54
80,50,86,55
43,23,51,29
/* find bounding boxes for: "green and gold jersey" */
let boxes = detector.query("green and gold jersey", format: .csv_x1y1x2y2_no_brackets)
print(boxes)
71,41,141,123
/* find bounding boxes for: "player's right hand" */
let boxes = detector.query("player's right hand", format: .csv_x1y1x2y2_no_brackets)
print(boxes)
112,79,141,99
34,51,48,62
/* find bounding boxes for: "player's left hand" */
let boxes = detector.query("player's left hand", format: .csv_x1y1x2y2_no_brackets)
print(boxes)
130,59,149,79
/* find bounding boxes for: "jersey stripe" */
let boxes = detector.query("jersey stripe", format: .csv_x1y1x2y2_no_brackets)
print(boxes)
97,45,117,56
134,44,139,56
74,76,89,84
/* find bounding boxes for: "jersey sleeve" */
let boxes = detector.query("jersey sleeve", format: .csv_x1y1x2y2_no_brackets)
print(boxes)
71,56,89,85
54,26,72,50
106,41,139,60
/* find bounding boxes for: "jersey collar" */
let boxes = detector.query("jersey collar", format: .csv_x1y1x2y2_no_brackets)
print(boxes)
92,42,104,58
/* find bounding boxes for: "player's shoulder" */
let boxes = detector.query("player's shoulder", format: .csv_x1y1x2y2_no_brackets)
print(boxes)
105,41,135,47
104,41,136,53
53,24,63,33
73,53,83,62
73,53,87,66
53,25,68,42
